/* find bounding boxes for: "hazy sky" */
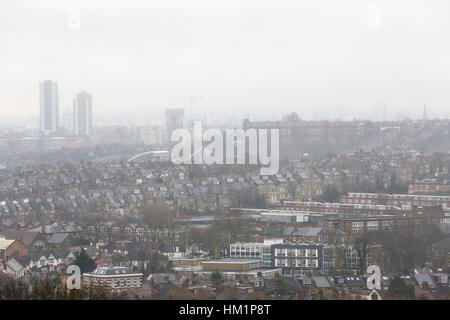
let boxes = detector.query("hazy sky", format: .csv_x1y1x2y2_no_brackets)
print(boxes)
1,0,450,125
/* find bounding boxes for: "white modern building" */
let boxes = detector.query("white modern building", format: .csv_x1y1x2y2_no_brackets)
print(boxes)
259,210,310,223
230,239,283,267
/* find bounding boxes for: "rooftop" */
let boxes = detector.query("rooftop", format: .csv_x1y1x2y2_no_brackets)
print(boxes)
0,239,15,250
203,258,262,264
87,266,143,276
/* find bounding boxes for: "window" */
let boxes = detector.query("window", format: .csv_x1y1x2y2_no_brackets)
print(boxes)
352,222,363,228
367,221,379,227
307,259,318,267
275,259,286,267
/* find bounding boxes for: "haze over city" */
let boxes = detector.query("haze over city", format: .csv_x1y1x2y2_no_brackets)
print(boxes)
1,0,450,306
1,0,450,127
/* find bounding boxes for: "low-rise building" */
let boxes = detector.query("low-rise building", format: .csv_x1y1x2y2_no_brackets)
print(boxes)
229,239,283,267
202,258,263,272
271,243,324,276
82,266,143,294
0,238,28,261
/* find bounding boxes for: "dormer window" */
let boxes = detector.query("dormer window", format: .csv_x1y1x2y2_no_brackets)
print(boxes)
34,241,45,249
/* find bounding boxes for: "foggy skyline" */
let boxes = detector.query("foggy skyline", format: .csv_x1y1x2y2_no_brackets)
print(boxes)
1,0,450,125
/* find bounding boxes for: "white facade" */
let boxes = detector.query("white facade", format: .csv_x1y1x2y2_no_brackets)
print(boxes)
230,239,283,267
260,210,310,223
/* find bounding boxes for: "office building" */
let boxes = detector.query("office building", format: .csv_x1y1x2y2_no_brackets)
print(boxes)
229,239,283,267
271,243,324,276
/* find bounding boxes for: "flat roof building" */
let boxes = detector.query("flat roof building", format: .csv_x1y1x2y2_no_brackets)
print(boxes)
230,239,283,267
202,258,263,272
82,266,143,294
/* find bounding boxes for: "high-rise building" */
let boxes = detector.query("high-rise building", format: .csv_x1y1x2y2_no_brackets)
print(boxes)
165,108,184,135
73,91,93,136
39,80,60,134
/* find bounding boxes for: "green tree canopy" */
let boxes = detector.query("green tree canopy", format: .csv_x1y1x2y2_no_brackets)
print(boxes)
321,185,341,203
211,270,223,281
73,249,97,274
388,275,415,299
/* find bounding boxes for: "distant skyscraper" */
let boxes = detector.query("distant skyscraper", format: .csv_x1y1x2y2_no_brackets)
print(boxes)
73,91,93,136
165,108,184,135
39,80,59,134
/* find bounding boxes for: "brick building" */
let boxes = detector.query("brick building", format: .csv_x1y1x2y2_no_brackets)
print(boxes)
82,267,143,294
0,238,28,261
202,258,263,272
408,180,450,194
341,192,450,208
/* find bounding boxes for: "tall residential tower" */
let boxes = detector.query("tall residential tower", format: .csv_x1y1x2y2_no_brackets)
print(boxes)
73,91,93,136
39,80,60,134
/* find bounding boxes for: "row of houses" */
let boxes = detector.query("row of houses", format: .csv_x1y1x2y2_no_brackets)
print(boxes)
1,149,449,219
